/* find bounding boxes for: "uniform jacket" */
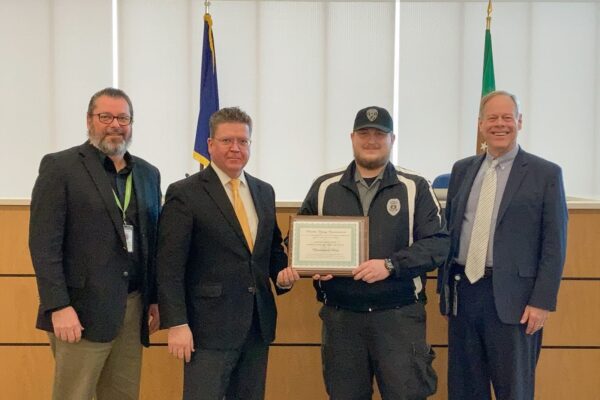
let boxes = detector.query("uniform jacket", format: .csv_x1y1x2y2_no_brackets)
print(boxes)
299,161,449,311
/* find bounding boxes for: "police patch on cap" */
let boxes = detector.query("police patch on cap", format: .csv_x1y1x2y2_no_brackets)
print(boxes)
366,108,378,122
387,198,400,216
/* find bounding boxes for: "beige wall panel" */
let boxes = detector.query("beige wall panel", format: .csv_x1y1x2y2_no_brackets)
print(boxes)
266,346,328,399
425,280,600,347
150,278,323,345
425,282,450,345
542,280,600,346
430,347,449,400
150,328,168,344
140,346,183,399
4,222,598,335
0,345,447,400
2,206,597,278
266,345,449,400
2,346,597,400
411,348,600,400
138,346,450,400
150,275,600,349
0,346,186,400
0,206,33,274
536,349,600,399
0,268,443,346
0,346,53,399
1,206,598,400
274,278,322,343
274,281,447,346
563,210,600,278
0,277,48,343
275,208,296,236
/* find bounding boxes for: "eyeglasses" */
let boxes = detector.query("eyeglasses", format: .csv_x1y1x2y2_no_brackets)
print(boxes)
213,137,252,148
90,113,133,126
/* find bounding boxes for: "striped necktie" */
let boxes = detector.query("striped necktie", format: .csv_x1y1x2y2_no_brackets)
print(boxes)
465,159,498,283
230,178,254,252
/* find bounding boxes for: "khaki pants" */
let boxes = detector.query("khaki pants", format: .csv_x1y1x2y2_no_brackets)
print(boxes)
48,292,143,400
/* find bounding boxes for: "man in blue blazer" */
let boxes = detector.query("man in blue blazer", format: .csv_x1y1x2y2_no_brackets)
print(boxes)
439,90,568,400
157,107,297,400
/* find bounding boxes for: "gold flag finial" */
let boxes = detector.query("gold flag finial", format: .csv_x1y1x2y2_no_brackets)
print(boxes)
486,0,493,30
205,0,211,14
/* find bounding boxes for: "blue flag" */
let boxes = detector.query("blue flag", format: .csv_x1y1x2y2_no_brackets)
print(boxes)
194,13,219,166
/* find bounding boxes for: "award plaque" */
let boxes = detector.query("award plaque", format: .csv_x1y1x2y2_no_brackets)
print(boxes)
288,215,369,277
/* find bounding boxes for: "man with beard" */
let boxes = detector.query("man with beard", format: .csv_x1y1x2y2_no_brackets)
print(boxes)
297,106,449,399
29,87,162,400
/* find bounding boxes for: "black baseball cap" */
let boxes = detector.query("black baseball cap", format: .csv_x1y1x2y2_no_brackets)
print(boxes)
353,106,393,133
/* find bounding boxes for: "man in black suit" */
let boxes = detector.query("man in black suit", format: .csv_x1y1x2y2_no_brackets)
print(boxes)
29,87,162,400
439,90,568,400
157,107,296,400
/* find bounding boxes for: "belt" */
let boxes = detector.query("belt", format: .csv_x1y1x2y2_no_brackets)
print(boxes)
128,279,140,293
483,267,493,278
450,262,493,279
448,262,493,317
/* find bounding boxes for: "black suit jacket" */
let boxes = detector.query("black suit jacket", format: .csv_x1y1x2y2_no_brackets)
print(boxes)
29,142,161,345
439,148,568,323
157,165,288,350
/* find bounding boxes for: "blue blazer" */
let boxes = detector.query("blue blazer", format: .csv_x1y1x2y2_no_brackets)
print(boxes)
439,148,568,324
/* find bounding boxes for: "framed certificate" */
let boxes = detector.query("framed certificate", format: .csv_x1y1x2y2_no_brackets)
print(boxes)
288,215,369,277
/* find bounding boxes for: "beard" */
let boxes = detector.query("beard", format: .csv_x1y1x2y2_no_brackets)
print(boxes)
88,127,132,156
353,150,390,171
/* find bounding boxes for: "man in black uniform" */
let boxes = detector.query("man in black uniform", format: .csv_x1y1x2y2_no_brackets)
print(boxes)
298,106,449,399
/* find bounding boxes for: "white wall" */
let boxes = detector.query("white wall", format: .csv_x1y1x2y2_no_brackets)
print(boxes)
1,0,598,200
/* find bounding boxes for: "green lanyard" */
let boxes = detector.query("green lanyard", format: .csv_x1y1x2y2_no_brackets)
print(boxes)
112,173,133,222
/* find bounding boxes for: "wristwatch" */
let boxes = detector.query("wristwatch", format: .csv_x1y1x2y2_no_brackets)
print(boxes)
384,258,395,274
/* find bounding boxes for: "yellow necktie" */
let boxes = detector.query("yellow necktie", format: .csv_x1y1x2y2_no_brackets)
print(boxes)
230,178,254,251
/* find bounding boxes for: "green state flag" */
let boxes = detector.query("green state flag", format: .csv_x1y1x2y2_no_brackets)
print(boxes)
477,2,496,154
481,28,495,96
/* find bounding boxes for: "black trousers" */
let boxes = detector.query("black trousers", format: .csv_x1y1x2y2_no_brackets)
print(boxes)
319,303,437,400
448,275,542,400
183,307,269,400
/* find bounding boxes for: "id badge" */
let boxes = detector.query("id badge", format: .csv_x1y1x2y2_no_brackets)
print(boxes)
124,224,134,253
